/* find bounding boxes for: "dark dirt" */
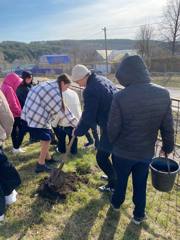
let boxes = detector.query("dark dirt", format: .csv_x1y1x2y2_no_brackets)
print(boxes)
37,170,89,202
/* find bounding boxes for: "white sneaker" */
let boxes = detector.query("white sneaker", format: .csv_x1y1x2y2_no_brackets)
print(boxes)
12,148,26,154
55,147,60,153
100,175,108,181
19,148,26,153
5,190,17,205
0,214,4,222
132,215,147,225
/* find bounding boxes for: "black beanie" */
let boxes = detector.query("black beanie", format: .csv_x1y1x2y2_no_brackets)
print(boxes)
21,71,32,80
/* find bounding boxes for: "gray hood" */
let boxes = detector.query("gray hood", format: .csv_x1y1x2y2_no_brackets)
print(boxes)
116,55,151,87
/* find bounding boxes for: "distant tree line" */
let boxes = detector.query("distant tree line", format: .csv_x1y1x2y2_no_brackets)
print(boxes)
0,39,136,64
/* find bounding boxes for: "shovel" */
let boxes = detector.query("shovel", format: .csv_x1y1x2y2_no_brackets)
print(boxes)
57,136,76,170
47,136,76,189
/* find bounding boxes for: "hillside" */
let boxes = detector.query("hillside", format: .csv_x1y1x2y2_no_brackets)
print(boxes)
0,39,137,63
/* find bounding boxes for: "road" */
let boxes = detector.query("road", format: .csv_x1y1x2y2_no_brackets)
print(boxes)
167,87,180,99
116,84,180,99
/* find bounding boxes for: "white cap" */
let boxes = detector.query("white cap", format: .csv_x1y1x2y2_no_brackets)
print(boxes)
71,64,91,82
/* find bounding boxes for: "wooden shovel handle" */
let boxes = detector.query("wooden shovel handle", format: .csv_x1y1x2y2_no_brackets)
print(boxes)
58,135,76,170
66,136,76,155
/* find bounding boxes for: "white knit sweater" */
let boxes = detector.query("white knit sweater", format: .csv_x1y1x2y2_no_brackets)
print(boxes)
59,88,82,127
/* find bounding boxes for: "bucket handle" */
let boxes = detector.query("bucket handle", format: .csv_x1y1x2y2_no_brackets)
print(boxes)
159,152,171,174
165,153,171,174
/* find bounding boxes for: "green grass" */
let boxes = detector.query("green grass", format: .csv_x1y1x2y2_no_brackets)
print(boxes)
108,74,180,88
152,76,180,88
0,138,179,240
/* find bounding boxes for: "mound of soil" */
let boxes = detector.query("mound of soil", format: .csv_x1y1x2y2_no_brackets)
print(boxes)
37,170,88,202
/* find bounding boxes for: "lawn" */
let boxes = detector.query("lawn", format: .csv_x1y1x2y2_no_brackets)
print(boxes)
0,137,179,240
152,76,180,88
108,74,180,89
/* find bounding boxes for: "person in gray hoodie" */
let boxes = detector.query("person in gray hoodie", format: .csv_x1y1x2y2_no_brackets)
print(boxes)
107,55,174,224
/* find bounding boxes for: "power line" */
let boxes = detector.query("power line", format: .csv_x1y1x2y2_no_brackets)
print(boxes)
81,22,163,40
57,21,164,40
107,21,162,31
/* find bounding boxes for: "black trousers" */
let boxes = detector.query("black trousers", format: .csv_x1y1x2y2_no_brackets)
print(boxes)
85,127,100,148
85,132,94,144
91,127,100,148
53,126,78,154
0,148,21,215
96,150,115,188
0,185,5,215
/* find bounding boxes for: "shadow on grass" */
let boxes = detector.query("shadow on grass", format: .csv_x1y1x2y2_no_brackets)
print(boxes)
72,147,95,159
142,222,169,240
54,195,108,240
0,197,54,240
11,151,39,164
122,209,169,240
121,221,143,240
17,159,36,172
98,207,121,240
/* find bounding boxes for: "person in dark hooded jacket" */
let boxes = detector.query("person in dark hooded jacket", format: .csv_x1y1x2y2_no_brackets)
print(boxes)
107,55,174,224
16,71,33,108
16,71,33,146
71,64,118,192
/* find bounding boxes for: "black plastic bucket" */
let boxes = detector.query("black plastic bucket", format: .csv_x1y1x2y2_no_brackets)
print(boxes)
150,157,180,192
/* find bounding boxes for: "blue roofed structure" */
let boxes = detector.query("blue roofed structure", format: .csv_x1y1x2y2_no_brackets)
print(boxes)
39,54,71,64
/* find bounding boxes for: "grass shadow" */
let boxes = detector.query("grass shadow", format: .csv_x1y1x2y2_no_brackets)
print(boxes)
98,207,121,240
122,210,169,240
54,195,108,240
73,147,96,159
121,221,142,240
0,196,54,240
142,222,171,240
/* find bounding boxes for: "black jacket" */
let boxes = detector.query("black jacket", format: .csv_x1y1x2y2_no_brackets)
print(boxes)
16,83,32,108
107,55,174,160
75,73,117,152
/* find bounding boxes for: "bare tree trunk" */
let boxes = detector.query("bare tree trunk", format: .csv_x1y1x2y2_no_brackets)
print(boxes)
162,0,180,56
135,24,154,68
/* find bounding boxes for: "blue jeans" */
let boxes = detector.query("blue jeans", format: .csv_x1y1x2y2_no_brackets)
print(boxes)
111,155,151,218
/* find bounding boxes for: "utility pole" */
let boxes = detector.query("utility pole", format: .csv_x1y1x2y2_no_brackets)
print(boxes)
102,27,109,75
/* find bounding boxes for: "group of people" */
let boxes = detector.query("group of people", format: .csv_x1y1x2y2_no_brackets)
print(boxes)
0,55,174,225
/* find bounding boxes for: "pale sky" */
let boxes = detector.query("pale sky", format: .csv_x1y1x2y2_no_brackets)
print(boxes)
0,0,166,42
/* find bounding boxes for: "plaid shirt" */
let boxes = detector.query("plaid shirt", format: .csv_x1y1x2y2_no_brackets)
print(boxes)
21,80,78,129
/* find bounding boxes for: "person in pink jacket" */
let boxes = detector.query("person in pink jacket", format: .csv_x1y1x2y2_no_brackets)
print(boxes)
1,73,24,153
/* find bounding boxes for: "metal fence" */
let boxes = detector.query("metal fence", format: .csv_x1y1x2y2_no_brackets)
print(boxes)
165,97,180,165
